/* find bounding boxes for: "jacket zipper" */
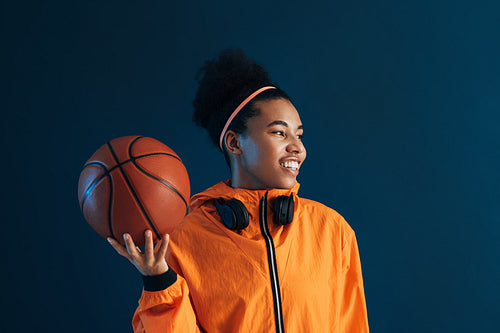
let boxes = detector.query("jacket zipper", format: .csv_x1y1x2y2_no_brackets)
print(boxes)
259,192,285,333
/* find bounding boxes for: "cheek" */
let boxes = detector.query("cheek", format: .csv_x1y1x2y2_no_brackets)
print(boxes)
241,140,261,168
242,141,277,171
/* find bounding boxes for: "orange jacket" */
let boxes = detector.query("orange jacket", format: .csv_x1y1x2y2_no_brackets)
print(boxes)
133,180,369,332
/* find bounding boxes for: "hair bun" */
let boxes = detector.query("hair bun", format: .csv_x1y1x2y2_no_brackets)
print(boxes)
192,49,289,151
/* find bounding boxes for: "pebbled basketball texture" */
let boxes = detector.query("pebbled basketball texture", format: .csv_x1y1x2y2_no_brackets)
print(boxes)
78,135,190,246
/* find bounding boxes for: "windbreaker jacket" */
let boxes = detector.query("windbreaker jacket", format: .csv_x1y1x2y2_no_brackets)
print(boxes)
133,180,369,332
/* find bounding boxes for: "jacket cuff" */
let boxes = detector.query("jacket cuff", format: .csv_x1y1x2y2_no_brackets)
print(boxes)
141,268,177,292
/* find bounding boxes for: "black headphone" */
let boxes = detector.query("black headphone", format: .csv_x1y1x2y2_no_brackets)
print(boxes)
214,194,295,230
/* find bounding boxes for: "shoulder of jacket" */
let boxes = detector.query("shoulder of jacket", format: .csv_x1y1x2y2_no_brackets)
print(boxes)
170,203,222,241
298,196,342,218
298,197,355,233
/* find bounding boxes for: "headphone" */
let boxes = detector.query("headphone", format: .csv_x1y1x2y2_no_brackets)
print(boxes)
214,194,295,230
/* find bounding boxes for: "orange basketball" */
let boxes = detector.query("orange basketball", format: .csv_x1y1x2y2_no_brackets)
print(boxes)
78,135,190,246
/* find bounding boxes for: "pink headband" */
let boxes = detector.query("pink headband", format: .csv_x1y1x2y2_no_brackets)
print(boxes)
219,86,277,150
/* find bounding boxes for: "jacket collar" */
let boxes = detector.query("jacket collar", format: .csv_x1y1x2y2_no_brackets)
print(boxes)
189,179,300,212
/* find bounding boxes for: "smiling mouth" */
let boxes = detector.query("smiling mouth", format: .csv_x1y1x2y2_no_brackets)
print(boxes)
280,161,299,171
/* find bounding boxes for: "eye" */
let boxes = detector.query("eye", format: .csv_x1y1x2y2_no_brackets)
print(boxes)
272,131,285,136
297,134,304,140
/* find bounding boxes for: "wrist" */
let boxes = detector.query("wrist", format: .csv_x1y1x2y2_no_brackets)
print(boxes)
141,268,177,291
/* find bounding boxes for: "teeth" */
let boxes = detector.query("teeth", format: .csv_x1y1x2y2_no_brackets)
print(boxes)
280,161,299,170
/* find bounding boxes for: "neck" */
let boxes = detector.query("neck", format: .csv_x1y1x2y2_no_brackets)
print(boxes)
230,160,265,190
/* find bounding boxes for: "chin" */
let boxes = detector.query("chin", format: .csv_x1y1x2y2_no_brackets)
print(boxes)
271,178,296,190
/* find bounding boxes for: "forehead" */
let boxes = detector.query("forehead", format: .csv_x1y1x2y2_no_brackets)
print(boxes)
250,99,302,128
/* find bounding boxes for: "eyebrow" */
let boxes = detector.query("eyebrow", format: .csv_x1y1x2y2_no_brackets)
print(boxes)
266,120,304,130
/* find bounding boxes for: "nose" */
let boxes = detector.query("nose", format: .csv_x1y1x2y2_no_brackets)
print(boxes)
286,136,306,155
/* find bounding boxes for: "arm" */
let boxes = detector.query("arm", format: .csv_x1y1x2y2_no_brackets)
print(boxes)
108,231,202,333
132,272,201,333
340,226,370,332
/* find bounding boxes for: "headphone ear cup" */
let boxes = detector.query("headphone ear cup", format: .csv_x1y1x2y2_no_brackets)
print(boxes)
225,199,249,230
273,194,295,225
215,198,249,230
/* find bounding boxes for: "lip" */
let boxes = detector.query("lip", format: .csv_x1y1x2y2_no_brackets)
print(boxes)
281,164,299,176
279,158,301,176
279,157,302,165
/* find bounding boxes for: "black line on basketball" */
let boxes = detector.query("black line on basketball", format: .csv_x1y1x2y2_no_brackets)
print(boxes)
83,152,180,175
80,162,109,212
129,136,189,213
127,136,182,162
107,168,114,240
106,140,161,240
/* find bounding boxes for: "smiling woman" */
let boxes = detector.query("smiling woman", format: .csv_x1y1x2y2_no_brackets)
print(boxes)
107,49,369,332
229,98,306,189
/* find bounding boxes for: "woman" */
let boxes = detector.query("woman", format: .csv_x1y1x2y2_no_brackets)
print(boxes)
108,49,369,332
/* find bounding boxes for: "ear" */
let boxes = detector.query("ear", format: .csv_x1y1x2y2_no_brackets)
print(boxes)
224,130,242,155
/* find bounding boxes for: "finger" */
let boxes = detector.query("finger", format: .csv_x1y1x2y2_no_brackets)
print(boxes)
107,237,131,259
123,233,140,258
157,234,170,259
153,237,162,254
144,230,154,262
135,246,142,254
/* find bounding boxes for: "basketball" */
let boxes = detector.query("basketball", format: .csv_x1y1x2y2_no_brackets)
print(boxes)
78,135,190,246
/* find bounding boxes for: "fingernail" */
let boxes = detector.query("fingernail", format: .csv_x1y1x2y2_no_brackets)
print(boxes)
123,233,128,241
107,237,112,243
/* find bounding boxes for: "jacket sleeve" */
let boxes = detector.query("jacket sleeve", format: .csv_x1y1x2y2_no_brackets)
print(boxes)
340,224,370,332
132,271,202,333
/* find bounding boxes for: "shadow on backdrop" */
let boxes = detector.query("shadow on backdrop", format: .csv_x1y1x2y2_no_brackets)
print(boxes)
2,1,499,332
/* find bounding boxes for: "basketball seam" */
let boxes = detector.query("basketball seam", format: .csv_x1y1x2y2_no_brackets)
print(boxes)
82,152,180,174
106,139,161,240
129,136,189,213
80,151,182,226
80,162,108,211
107,170,114,240
80,162,114,240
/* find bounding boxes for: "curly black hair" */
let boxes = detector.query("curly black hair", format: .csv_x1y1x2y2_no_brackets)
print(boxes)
192,49,290,161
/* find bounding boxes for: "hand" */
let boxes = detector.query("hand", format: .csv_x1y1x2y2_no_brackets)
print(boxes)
107,230,170,276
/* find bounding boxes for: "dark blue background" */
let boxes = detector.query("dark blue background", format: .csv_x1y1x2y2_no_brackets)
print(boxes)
2,0,499,332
